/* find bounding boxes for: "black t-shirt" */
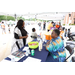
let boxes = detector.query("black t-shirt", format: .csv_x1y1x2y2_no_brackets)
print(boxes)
43,22,46,28
20,28,27,46
14,28,27,46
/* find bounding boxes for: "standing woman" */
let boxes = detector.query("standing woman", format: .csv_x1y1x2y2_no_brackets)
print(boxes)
11,19,28,53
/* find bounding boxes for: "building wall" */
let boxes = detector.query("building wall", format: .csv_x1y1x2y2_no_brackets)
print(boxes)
71,12,74,24
67,14,69,24
63,12,75,25
64,14,69,24
71,12,75,24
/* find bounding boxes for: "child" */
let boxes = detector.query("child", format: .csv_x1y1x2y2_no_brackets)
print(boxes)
39,24,42,30
38,22,42,31
31,28,40,39
1,22,6,34
8,25,11,33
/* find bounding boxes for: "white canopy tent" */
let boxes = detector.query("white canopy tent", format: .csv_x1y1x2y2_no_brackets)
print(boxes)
0,12,7,15
22,12,70,21
36,12,70,21
0,12,70,21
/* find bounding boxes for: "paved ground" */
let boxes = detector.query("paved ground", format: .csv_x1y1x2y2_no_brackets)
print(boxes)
0,24,75,61
0,24,47,61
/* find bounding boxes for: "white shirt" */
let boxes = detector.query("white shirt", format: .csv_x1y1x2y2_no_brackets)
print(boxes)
31,32,40,38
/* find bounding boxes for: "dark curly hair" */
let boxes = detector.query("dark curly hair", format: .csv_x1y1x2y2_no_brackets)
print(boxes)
15,19,24,29
32,28,35,32
53,29,60,36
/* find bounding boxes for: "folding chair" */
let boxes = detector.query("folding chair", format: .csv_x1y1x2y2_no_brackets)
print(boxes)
64,45,74,62
72,57,75,62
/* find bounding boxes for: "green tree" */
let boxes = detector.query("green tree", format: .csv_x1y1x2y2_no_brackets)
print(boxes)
7,16,15,21
17,16,25,21
0,15,6,22
0,15,15,22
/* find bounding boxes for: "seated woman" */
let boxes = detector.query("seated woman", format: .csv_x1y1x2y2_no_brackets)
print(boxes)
31,28,40,39
46,29,66,62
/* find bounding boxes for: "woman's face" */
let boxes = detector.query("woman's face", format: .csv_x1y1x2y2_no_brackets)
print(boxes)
22,22,25,27
51,31,57,38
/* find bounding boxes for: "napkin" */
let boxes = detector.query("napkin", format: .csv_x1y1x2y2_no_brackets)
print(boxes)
23,47,29,51
23,57,41,62
23,47,30,55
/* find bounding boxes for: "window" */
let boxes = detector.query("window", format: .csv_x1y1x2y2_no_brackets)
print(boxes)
69,14,71,17
74,18,75,20
74,21,75,24
74,18,75,24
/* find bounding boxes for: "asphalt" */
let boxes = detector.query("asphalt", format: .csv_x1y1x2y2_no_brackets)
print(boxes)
0,24,75,61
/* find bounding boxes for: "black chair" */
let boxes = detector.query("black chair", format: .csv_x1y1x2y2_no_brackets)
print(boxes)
66,41,75,45
71,33,75,41
72,57,75,62
64,45,74,62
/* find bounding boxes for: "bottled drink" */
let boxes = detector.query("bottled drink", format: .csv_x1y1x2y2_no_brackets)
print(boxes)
31,50,34,56
11,57,15,62
39,39,42,51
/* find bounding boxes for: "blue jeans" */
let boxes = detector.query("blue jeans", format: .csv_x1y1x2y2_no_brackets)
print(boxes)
46,55,65,62
46,55,59,62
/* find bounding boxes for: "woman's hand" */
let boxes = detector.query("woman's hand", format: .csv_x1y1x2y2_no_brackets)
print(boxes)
19,35,28,39
26,35,28,38
46,40,50,45
46,47,48,51
24,35,28,39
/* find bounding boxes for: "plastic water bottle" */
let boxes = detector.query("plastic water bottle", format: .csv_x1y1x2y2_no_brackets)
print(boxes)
26,51,29,56
39,39,42,51
43,35,46,43
11,57,15,62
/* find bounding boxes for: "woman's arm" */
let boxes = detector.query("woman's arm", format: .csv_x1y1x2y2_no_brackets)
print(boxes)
45,41,50,51
19,35,28,39
45,41,53,52
14,33,28,39
46,47,48,51
46,40,50,45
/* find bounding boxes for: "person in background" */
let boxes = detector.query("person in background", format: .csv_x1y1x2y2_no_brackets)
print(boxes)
38,23,42,31
58,22,61,29
59,22,61,26
0,22,1,29
68,29,74,40
46,29,66,62
59,27,64,40
31,28,40,39
55,23,60,29
8,25,11,33
38,22,41,27
11,19,28,53
47,21,54,32
1,22,6,34
53,22,55,27
43,21,46,30
55,22,56,25
64,29,67,38
38,22,42,36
